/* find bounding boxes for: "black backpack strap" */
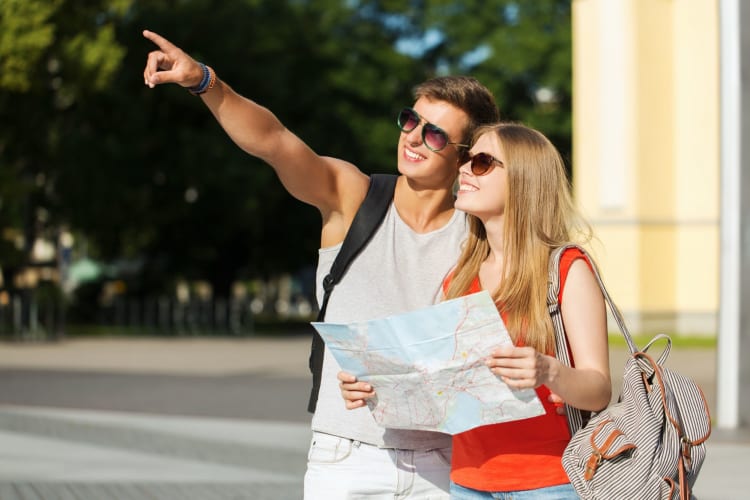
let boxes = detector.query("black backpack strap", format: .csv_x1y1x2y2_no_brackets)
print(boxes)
307,173,398,413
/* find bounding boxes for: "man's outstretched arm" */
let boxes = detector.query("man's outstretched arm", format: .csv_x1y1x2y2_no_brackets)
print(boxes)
142,29,369,240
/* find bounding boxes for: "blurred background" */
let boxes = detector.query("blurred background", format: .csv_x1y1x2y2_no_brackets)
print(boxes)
1,1,747,498
0,0,579,341
0,1,726,346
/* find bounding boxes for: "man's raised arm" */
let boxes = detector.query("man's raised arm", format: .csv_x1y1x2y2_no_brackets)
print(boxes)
142,29,368,228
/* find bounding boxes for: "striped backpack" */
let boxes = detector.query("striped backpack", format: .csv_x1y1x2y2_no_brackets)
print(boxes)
547,244,712,500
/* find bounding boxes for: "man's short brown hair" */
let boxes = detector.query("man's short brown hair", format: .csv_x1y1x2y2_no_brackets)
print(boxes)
413,76,500,145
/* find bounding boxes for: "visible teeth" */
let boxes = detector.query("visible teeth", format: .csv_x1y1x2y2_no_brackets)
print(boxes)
459,183,478,192
405,149,425,160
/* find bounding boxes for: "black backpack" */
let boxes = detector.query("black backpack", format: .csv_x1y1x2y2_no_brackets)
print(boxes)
307,174,398,413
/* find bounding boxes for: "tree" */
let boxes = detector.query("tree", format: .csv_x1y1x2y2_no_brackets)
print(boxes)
0,0,573,313
353,0,573,162
0,0,132,289
91,0,428,296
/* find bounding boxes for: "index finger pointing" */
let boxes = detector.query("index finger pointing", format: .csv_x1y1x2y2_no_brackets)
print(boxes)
142,29,177,53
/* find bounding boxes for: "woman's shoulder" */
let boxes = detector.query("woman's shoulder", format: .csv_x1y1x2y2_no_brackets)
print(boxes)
558,245,596,273
558,246,596,300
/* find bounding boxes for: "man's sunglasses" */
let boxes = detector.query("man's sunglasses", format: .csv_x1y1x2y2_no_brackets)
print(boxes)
467,152,504,176
397,107,469,153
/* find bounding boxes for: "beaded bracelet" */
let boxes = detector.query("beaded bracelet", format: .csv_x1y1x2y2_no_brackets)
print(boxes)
188,63,216,95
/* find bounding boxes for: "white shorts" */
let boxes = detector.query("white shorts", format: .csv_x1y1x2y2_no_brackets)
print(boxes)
304,431,451,499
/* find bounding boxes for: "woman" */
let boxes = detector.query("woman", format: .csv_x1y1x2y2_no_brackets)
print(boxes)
442,122,611,498
340,122,611,499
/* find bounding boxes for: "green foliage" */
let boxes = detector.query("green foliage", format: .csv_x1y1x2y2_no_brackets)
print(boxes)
356,0,573,160
0,0,60,92
0,0,135,289
0,0,573,303
63,24,126,90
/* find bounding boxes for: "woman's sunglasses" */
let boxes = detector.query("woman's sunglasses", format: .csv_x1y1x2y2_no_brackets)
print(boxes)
467,152,504,176
397,107,468,152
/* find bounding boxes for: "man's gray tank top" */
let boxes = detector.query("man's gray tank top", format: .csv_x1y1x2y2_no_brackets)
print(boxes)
311,202,468,449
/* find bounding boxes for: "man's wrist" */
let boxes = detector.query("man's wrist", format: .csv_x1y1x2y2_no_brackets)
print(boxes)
188,63,216,95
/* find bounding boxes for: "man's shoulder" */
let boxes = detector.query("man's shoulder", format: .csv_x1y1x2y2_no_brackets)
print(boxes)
319,161,372,245
332,161,373,206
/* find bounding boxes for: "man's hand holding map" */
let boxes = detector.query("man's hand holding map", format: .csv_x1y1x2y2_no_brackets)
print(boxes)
312,291,545,435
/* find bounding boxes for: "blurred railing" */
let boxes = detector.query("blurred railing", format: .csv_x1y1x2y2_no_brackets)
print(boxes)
0,291,318,340
0,291,65,341
97,296,257,336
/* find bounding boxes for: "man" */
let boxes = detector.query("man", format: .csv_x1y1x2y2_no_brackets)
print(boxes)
143,29,499,499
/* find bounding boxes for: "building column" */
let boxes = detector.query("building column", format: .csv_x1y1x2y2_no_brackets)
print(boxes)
718,0,750,429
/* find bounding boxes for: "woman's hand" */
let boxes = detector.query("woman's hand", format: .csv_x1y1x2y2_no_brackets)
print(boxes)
337,371,375,410
485,344,559,390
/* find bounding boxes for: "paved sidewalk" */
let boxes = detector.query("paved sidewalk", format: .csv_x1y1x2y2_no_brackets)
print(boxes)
0,336,747,499
0,405,309,499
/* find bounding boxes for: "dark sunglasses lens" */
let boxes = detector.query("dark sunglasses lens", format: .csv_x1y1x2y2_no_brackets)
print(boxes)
471,153,494,175
423,124,448,152
398,108,419,132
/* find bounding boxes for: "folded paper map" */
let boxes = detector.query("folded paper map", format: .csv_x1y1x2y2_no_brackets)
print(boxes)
312,291,545,435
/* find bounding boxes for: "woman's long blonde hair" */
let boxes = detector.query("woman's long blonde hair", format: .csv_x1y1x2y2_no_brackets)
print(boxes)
445,123,592,353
